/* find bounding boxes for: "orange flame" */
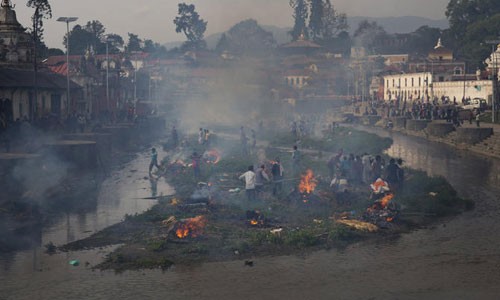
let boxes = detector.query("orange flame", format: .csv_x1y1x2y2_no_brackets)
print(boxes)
175,216,207,239
380,193,394,209
299,169,317,194
250,220,259,226
386,217,394,222
204,149,221,165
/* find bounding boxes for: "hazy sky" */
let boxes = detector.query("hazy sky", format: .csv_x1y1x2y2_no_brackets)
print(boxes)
12,0,449,49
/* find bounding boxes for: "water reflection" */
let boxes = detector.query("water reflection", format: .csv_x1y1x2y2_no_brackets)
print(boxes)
2,132,500,299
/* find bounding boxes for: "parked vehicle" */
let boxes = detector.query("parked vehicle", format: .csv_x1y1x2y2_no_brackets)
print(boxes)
461,98,487,111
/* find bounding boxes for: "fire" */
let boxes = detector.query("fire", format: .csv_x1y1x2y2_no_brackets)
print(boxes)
250,220,259,226
299,169,317,194
380,193,394,208
175,215,207,239
386,217,394,222
204,149,221,165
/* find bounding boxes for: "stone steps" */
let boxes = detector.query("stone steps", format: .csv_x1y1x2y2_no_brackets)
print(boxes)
469,134,500,158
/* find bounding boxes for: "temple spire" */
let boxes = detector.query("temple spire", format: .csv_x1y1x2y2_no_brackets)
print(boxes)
434,38,443,49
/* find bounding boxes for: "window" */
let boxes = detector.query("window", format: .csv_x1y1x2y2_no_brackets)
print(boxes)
411,78,414,87
405,78,407,87
454,67,462,75
419,78,421,86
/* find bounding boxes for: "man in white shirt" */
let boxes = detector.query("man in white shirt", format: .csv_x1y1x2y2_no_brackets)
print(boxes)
239,165,256,201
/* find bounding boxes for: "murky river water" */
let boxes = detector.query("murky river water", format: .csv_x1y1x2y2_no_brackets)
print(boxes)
1,130,500,300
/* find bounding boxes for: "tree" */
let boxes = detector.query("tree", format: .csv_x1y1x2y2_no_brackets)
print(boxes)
214,19,276,56
405,26,442,56
446,0,500,43
143,39,168,58
65,24,96,55
353,20,388,53
289,0,309,41
63,20,121,55
126,33,142,52
26,0,51,120
106,33,124,54
84,20,106,53
461,14,500,69
308,0,323,41
320,0,347,40
26,0,51,47
173,3,208,50
215,33,230,53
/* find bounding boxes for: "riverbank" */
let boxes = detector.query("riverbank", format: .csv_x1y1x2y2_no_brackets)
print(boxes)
60,127,471,272
0,117,166,253
346,107,500,160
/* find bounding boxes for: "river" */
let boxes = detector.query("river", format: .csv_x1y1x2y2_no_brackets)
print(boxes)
1,129,500,300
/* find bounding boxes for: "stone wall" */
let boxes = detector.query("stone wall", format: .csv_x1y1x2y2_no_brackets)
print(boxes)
406,119,430,131
426,123,455,137
455,127,493,145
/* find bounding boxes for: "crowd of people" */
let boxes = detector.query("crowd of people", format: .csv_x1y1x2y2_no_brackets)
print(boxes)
362,96,485,128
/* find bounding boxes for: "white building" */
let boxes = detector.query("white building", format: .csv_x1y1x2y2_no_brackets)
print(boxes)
433,80,493,103
383,72,432,101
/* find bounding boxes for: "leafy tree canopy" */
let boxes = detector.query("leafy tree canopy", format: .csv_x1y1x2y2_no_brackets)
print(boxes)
215,19,276,56
173,3,208,50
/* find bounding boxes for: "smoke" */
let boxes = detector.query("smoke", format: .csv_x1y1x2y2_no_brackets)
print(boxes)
11,152,71,202
5,125,72,204
168,59,273,135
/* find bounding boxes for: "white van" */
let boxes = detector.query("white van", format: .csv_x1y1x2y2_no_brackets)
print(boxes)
461,98,487,111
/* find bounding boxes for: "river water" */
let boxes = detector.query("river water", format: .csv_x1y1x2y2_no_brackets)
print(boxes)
1,130,500,299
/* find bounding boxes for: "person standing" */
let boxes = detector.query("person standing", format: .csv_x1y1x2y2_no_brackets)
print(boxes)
239,165,256,201
149,148,160,175
255,164,270,199
171,126,178,147
292,145,301,175
240,126,248,155
475,110,481,127
271,158,284,196
251,129,256,153
191,152,201,179
198,128,204,144
371,155,382,181
384,158,400,191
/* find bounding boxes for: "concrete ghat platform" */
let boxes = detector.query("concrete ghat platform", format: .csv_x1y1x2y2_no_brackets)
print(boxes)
361,115,382,126
63,133,112,162
392,117,407,129
99,125,133,147
0,153,42,173
426,122,455,137
42,140,98,169
406,119,430,131
455,127,493,145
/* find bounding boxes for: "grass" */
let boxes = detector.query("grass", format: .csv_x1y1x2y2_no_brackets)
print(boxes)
61,128,469,271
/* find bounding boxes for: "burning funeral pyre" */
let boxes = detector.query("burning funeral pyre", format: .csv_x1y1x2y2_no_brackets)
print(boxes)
360,179,400,228
298,169,318,203
174,215,207,239
335,178,400,231
203,149,221,165
362,192,399,228
246,210,266,227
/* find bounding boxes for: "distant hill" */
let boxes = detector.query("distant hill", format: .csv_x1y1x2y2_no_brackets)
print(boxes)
165,25,292,50
348,16,449,34
164,16,449,50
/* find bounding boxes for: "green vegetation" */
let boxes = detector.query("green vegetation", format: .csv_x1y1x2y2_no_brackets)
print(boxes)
61,128,469,271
